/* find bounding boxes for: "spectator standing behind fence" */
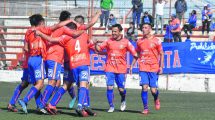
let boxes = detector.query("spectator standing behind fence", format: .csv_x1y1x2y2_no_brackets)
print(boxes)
174,0,187,24
164,20,173,42
126,22,138,42
132,0,143,28
155,0,167,34
183,10,197,35
100,0,113,27
171,14,182,42
202,4,212,35
141,12,154,28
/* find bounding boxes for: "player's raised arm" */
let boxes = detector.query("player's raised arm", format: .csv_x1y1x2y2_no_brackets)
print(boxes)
63,25,85,38
49,19,76,31
83,10,102,30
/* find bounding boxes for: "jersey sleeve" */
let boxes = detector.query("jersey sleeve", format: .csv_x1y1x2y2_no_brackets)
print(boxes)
156,38,163,52
78,24,87,30
58,35,72,46
39,26,52,35
98,40,108,50
127,40,137,56
136,40,141,52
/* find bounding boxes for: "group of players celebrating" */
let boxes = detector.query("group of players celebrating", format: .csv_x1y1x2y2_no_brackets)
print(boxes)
7,9,164,117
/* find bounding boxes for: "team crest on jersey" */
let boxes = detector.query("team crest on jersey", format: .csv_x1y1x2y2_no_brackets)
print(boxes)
150,43,155,48
119,45,125,49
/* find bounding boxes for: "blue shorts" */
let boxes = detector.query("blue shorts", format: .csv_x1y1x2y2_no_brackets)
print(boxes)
106,72,126,88
139,71,158,88
21,68,29,82
71,66,90,86
63,67,75,83
28,56,46,84
45,60,62,80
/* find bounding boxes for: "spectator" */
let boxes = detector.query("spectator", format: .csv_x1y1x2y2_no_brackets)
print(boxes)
185,35,191,42
174,0,187,23
183,10,197,35
132,0,143,28
126,22,138,42
100,0,113,27
107,14,117,28
105,14,117,33
170,14,182,42
141,11,154,28
164,20,173,42
155,0,167,34
202,4,213,35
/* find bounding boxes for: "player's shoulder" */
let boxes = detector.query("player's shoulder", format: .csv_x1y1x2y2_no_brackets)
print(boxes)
153,36,162,45
61,35,73,40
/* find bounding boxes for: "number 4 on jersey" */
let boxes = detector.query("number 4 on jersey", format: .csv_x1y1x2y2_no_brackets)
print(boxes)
75,40,81,53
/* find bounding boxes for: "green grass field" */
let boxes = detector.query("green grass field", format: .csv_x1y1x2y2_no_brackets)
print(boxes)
0,82,215,120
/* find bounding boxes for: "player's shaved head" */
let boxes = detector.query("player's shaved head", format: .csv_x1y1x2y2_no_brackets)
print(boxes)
66,22,77,30
59,10,71,21
29,14,44,26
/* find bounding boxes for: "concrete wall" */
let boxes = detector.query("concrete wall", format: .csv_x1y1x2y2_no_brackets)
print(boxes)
0,70,214,92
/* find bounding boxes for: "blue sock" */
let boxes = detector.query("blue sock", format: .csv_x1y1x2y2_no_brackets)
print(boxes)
77,87,87,109
23,86,38,103
119,89,126,102
35,91,44,108
107,89,114,107
141,91,148,110
52,86,59,95
86,89,90,107
9,84,24,105
42,85,54,104
68,86,76,99
152,90,159,101
50,87,66,106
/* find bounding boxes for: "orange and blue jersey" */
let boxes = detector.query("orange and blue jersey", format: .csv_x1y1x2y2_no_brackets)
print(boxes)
136,36,163,72
98,38,137,74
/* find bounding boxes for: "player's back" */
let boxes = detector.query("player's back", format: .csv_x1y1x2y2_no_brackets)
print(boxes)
63,32,90,69
25,28,45,57
46,27,65,64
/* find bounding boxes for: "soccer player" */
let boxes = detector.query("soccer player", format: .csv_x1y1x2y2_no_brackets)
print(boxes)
41,10,84,107
67,14,100,109
18,14,74,114
95,24,138,112
130,23,164,115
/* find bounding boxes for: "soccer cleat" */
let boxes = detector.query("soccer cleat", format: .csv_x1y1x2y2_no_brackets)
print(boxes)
84,107,96,116
7,104,18,112
154,99,160,110
141,109,149,115
46,104,57,115
18,99,28,114
75,107,89,117
69,97,77,109
120,101,126,112
107,107,115,113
